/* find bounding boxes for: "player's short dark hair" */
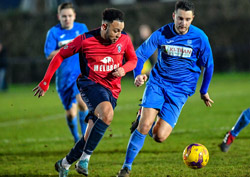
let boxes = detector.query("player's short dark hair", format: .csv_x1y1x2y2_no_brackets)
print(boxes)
58,2,75,13
102,8,124,23
175,1,195,14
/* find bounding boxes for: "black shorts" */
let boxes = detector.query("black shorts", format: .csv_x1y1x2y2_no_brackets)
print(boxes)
77,79,117,113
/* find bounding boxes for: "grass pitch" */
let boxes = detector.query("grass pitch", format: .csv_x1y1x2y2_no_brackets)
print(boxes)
0,73,250,177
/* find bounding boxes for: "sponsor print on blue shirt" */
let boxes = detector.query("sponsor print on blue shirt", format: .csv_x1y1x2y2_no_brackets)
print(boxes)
134,23,214,96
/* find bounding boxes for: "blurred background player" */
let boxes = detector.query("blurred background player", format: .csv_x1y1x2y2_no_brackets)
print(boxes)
0,40,8,91
44,2,89,143
137,24,154,75
33,8,137,177
220,108,250,152
117,1,214,176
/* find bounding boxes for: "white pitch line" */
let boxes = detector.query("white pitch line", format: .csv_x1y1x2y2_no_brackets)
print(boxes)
1,126,231,144
0,113,64,127
0,103,230,136
0,104,137,128
1,136,71,144
1,134,126,144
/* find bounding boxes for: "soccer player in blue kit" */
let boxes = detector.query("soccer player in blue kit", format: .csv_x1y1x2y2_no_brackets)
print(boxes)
220,108,250,152
44,2,89,143
117,1,214,176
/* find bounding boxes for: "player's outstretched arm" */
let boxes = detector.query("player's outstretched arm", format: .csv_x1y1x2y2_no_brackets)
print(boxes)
33,85,46,98
200,93,214,107
134,74,148,87
33,53,64,98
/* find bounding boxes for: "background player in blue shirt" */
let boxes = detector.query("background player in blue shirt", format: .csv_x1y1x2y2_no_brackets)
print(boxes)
117,1,214,176
44,2,89,143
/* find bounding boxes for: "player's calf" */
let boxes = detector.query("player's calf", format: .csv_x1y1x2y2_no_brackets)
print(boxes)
130,107,142,133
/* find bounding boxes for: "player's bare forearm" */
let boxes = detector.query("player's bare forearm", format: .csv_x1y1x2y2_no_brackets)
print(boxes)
47,50,60,60
200,93,214,107
134,74,148,87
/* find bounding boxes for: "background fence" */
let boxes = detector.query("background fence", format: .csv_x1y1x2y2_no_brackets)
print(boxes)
0,0,250,83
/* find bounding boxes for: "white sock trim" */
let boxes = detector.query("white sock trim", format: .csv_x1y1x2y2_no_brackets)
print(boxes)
79,152,91,161
62,157,71,170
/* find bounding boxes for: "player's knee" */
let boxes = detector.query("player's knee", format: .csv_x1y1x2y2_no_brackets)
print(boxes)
153,135,167,143
66,114,76,121
101,116,113,125
100,112,113,125
78,102,88,111
138,123,152,134
152,130,169,143
66,111,76,121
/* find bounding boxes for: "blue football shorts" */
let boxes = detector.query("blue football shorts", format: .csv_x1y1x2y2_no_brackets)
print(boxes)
77,81,117,113
57,82,79,110
141,81,188,128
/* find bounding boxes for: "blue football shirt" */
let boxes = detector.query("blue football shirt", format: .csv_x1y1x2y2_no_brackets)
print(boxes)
44,22,88,91
134,23,214,96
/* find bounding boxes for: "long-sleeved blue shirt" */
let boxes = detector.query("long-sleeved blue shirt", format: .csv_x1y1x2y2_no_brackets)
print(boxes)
134,23,214,96
44,22,88,91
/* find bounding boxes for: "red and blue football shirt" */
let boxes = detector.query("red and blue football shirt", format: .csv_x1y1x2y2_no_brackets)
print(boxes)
40,28,137,99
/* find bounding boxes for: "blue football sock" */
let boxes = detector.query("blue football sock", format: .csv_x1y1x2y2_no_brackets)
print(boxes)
122,129,146,170
66,137,86,164
83,117,108,155
79,110,89,135
231,108,250,137
67,116,79,143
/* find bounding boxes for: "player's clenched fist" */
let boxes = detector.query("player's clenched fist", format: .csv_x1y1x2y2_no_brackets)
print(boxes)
112,67,125,77
134,74,148,87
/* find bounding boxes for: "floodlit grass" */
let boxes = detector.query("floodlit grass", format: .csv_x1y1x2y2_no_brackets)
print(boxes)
0,73,250,176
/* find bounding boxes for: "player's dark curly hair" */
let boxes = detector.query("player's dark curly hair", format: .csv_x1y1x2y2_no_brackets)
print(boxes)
175,1,195,14
102,8,124,23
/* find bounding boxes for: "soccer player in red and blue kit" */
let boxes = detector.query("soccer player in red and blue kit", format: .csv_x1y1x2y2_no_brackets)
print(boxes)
33,8,137,177
44,2,89,143
117,1,214,176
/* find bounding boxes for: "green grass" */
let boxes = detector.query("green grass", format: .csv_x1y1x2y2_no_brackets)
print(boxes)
0,73,250,177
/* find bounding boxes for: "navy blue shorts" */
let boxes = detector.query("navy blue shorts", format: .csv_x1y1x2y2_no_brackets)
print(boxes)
77,79,117,113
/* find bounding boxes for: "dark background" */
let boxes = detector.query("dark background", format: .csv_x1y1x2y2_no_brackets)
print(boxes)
0,0,250,83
